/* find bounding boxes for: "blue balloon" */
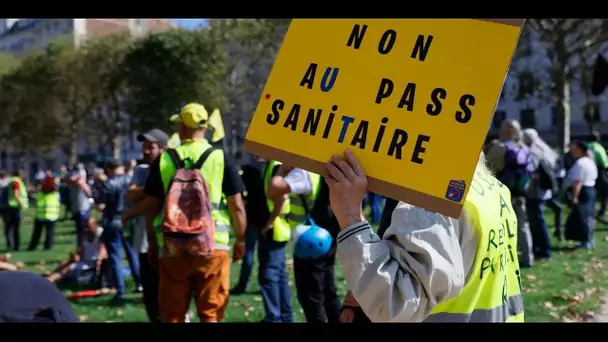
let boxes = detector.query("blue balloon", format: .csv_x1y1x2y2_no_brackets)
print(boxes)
293,224,333,259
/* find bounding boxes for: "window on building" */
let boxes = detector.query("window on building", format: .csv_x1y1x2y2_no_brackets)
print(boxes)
520,108,536,128
585,102,601,124
493,110,506,130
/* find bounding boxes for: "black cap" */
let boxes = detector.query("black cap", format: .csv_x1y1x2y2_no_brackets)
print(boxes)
137,129,169,147
105,159,123,169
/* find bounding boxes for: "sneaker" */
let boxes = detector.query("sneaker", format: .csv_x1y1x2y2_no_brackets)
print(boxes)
109,296,125,306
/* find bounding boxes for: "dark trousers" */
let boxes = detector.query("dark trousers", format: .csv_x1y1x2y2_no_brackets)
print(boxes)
101,224,141,298
233,224,259,292
546,197,564,236
526,199,551,259
258,234,293,323
73,211,89,247
293,253,341,323
28,219,56,251
3,208,21,251
139,252,160,323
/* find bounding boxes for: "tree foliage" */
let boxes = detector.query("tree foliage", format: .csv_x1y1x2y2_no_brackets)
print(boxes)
1,20,291,166
511,19,608,154
124,28,228,132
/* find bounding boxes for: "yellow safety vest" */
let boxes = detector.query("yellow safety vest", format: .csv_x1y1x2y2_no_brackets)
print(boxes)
7,177,29,210
158,141,232,250
35,191,61,221
263,160,292,242
286,172,321,229
426,169,524,322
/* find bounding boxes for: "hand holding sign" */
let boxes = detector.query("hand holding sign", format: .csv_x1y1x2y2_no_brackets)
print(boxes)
326,150,367,229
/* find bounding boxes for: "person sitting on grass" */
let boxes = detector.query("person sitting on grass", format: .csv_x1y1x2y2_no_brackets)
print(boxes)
46,217,107,284
0,253,25,271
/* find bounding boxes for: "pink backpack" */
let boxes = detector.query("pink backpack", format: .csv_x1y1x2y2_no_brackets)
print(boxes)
161,148,216,256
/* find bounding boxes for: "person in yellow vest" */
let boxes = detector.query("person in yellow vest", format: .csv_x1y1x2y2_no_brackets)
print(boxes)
28,176,61,251
3,170,28,252
328,150,524,322
253,159,294,322
267,166,342,323
142,103,247,323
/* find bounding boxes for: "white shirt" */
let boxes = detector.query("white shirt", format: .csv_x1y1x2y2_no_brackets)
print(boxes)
565,156,598,188
284,168,313,195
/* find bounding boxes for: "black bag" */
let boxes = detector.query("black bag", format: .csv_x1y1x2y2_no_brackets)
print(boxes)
538,159,558,193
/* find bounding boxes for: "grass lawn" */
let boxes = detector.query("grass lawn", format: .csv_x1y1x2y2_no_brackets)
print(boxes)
2,207,608,322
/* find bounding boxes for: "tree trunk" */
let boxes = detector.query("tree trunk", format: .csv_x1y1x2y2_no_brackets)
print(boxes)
68,135,78,167
554,35,571,161
110,95,122,160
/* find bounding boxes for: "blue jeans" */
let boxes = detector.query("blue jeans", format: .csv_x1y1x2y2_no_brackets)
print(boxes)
364,192,383,224
526,199,551,258
101,222,142,298
258,234,293,323
233,224,259,292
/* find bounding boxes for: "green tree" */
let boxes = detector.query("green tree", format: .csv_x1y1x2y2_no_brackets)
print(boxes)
207,19,290,160
519,19,608,155
124,28,228,133
43,38,107,166
83,34,133,159
0,52,63,155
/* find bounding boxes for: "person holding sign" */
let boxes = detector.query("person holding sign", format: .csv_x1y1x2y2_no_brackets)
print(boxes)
327,150,524,322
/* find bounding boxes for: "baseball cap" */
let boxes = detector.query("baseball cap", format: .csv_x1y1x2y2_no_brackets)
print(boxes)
137,129,169,147
105,159,123,169
169,103,209,129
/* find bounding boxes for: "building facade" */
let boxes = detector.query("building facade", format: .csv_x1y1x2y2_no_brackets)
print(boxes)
0,19,175,175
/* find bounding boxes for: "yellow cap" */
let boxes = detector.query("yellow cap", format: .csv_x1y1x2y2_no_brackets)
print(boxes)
169,103,209,129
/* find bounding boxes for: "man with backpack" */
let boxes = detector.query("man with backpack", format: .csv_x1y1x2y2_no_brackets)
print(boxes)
267,166,342,323
143,103,246,323
487,119,534,268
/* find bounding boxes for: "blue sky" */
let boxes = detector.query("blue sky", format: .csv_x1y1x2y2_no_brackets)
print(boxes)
171,19,207,30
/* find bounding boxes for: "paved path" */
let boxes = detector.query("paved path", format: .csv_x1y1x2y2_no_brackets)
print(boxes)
594,291,608,322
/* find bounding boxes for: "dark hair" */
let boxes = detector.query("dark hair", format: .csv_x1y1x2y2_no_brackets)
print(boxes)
574,140,589,154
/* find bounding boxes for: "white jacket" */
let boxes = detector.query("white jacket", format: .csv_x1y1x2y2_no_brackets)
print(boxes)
337,201,479,322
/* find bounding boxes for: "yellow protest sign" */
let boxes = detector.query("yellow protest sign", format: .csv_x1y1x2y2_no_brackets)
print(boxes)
244,19,524,218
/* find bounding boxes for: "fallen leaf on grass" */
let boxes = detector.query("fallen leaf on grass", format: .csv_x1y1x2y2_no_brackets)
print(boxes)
526,274,537,280
543,301,555,309
79,315,89,321
244,311,250,317
253,296,262,302
549,311,561,319
248,306,255,311
97,306,103,310
604,236,608,242
116,309,124,317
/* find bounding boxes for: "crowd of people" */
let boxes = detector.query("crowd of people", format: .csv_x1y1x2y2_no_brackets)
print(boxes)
485,120,607,268
0,104,606,323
